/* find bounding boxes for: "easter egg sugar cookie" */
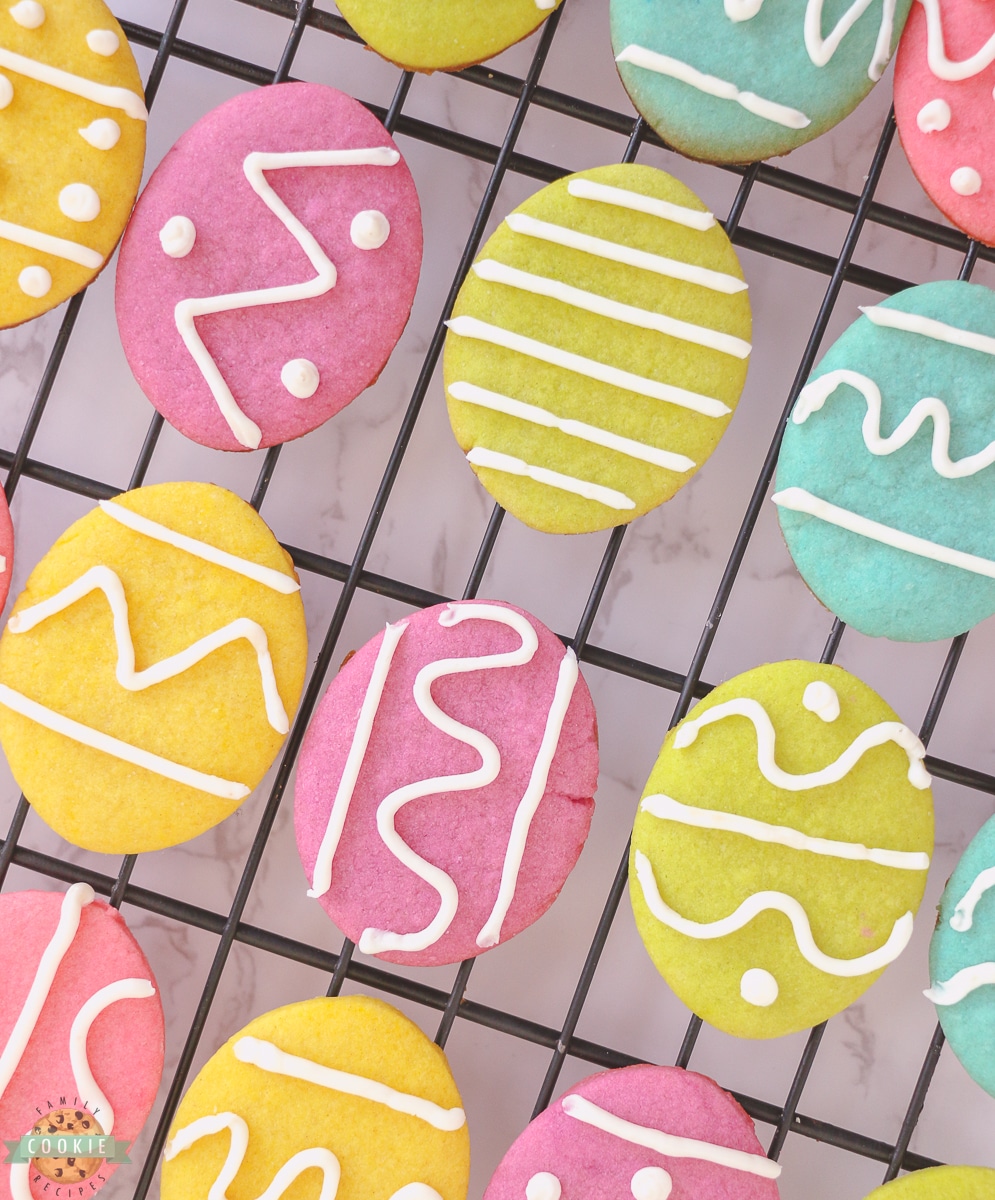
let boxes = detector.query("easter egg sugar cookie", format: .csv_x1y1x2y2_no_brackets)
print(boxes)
863,1166,995,1199
443,165,751,535
115,82,422,451
630,661,933,1039
0,0,147,328
0,481,307,853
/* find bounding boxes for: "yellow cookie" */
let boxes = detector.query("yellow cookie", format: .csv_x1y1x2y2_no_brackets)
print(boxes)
0,0,147,327
162,995,470,1200
863,1166,995,1199
0,482,307,853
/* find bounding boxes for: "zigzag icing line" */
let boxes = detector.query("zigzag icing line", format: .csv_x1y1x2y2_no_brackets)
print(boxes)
924,962,995,1005
951,865,995,931
916,0,995,80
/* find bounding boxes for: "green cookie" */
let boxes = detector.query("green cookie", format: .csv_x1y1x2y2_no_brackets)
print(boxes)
863,1166,995,1199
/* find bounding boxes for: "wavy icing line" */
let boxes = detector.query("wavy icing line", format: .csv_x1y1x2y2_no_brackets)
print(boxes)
466,446,636,510
950,866,995,931
916,0,995,81
860,305,995,356
924,963,995,1005
565,179,716,230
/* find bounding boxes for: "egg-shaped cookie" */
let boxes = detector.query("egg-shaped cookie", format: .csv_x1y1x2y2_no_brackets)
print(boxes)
863,1166,995,1200
0,482,307,853
443,165,751,535
774,281,995,642
0,0,147,327
161,995,469,1200
630,661,933,1039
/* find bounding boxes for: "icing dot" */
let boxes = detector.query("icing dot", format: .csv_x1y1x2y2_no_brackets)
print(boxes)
281,358,320,399
802,680,840,722
916,98,951,133
387,1187,444,1200
724,0,764,19
9,0,43,27
0,73,11,109
159,215,196,258
525,1173,561,1200
951,166,982,196
79,117,120,150
18,265,51,297
350,209,390,250
740,968,779,1007
85,28,119,55
58,182,100,222
631,1167,673,1200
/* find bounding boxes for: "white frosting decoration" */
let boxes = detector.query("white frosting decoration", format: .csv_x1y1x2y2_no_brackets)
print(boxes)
349,208,390,249
0,73,12,107
740,968,779,1007
773,485,995,581
804,0,897,81
98,499,300,593
85,28,119,55
802,680,840,721
673,696,930,790
159,214,196,258
916,98,951,132
281,357,320,399
466,446,636,511
630,1167,672,1200
472,259,751,358
917,0,995,80
641,793,930,870
447,315,731,418
9,1,43,28
535,0,556,7
635,850,915,977
526,1173,562,1200
0,45,147,119
0,215,103,268
561,1093,782,1178
951,166,982,195
58,182,100,222
388,1187,444,1200
79,117,120,149
950,866,995,931
924,963,995,1005
724,0,765,21
174,146,398,449
448,381,696,473
17,265,50,297
505,212,748,295
234,1037,466,1130
614,44,811,129
565,178,715,230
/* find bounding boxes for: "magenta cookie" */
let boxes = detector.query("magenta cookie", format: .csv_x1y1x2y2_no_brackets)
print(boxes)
0,883,164,1200
115,82,423,451
294,600,598,967
0,486,13,613
484,1064,780,1200
895,0,995,246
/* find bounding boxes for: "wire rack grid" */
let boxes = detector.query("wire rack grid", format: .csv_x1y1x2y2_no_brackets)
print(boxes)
1,1,994,1198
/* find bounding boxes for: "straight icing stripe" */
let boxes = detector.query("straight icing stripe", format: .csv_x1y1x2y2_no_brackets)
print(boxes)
0,216,104,269
916,0,995,80
467,447,636,511
950,866,995,931
860,305,995,357
561,1094,781,1179
773,484,995,582
472,260,751,358
924,963,995,1004
234,1036,466,1131
0,46,147,118
634,849,915,977
448,382,696,473
0,684,250,800
641,793,930,870
98,499,300,594
614,44,811,129
805,0,897,81
565,179,716,230
448,316,731,418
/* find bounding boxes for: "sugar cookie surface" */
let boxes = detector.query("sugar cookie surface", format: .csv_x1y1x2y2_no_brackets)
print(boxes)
863,1166,995,1199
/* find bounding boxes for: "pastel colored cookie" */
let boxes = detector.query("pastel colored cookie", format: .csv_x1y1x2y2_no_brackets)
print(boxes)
483,1063,781,1200
0,481,307,853
775,281,995,642
161,994,469,1200
443,165,751,535
0,0,147,328
0,486,14,613
895,0,995,247
863,1166,995,1199
334,0,563,72
115,82,422,451
0,883,164,1200
610,0,912,164
295,600,597,966
925,813,995,1097
630,661,933,1039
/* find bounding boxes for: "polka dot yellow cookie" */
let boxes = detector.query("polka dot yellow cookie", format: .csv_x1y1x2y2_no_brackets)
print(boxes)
443,164,751,535
0,0,147,328
630,661,934,1038
863,1166,995,1199
0,482,307,853
162,995,470,1200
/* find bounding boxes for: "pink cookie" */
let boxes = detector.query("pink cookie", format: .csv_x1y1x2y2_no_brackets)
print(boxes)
895,0,995,246
294,600,598,967
115,82,423,451
484,1064,781,1200
0,488,13,613
0,884,164,1200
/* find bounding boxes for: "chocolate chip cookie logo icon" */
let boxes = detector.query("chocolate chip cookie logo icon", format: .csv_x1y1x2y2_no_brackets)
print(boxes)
4,1102,130,1193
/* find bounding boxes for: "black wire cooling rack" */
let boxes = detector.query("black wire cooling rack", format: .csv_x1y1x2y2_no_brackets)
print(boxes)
2,1,995,1197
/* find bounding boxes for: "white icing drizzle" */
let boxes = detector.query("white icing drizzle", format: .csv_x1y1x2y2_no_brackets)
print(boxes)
59,182,100,222
805,0,897,81
448,381,696,473
472,259,751,358
0,73,12,107
0,215,103,269
466,446,636,511
951,166,982,195
802,680,839,721
8,1164,29,1200
740,968,779,1007
174,147,398,449
614,44,811,130
505,213,748,295
79,116,120,149
860,305,995,356
233,1036,466,1130
773,484,995,581
924,963,995,1004
724,0,764,20
159,215,196,258
561,1093,782,1179
917,0,995,80
9,1,43,28
634,849,915,977
916,98,951,132
673,696,930,790
950,866,995,931
281,358,320,399
447,315,731,418
631,1167,672,1200
526,1173,561,1200
0,683,250,800
85,28,119,55
350,209,390,249
8,564,290,734
641,793,931,869
0,45,147,119
535,0,556,7
97,499,300,594
565,178,715,230
18,265,50,297
389,1187,444,1200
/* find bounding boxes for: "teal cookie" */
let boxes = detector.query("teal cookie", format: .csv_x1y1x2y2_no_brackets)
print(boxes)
774,280,995,642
